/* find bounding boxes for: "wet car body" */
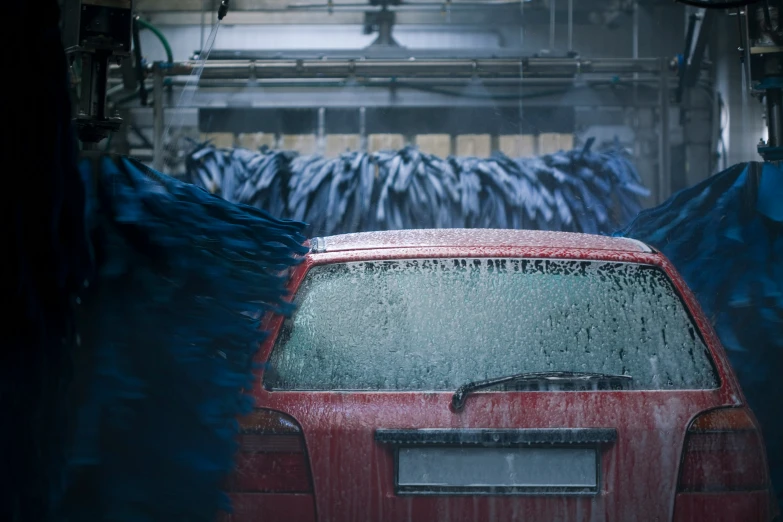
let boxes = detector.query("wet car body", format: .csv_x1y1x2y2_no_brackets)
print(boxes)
226,229,778,522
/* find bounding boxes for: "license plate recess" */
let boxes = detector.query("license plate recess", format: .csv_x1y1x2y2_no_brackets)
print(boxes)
375,428,617,496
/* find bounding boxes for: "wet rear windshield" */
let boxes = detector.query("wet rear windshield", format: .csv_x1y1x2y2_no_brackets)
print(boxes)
264,259,719,391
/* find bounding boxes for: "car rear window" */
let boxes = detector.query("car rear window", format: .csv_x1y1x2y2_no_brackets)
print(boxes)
264,259,719,391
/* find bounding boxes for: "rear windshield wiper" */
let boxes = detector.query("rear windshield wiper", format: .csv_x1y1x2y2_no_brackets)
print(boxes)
451,371,633,412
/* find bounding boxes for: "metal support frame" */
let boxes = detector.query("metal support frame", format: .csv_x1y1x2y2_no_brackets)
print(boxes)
710,86,722,174
153,64,165,171
767,88,782,149
317,107,326,154
549,0,556,52
567,0,573,52
632,1,639,62
360,107,368,151
131,16,148,106
632,0,639,103
658,58,672,205
673,7,717,183
676,7,714,104
519,0,525,49
683,10,713,89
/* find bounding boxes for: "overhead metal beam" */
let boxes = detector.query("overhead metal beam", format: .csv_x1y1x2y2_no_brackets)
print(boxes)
202,48,624,62
135,0,562,12
137,6,596,25
121,80,672,110
140,57,666,79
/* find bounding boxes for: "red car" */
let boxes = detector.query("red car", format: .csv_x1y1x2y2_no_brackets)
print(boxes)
224,229,778,522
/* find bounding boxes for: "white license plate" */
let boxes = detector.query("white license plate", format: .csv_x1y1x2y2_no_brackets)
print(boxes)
396,446,599,495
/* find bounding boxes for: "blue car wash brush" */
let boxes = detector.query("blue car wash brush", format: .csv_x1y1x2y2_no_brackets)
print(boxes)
5,3,307,522
619,161,783,511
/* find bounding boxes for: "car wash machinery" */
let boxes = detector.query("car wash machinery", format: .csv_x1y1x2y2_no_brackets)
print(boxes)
62,0,134,148
61,0,230,150
740,1,782,162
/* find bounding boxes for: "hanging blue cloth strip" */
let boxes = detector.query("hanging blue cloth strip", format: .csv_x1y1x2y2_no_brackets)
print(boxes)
186,140,649,237
63,154,307,522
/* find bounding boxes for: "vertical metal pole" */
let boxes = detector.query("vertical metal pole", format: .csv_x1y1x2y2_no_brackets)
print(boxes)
115,109,131,156
767,88,782,149
153,64,165,171
95,54,109,121
200,0,206,55
658,58,672,204
519,0,524,49
567,0,573,51
710,88,721,175
739,7,752,95
632,1,639,60
632,0,639,102
317,107,326,155
549,0,556,51
359,107,367,152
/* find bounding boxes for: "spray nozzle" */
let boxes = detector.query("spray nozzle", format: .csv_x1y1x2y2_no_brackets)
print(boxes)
218,0,230,20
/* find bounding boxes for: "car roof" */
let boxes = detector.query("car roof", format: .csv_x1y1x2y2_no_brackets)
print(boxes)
312,229,653,254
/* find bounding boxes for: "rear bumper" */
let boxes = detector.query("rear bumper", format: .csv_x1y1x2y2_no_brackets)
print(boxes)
673,491,774,522
222,492,773,522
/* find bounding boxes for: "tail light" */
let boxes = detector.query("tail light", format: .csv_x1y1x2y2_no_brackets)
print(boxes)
677,407,768,493
229,409,313,493
222,409,316,522
673,407,775,522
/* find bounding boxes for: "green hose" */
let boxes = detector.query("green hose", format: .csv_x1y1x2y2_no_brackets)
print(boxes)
136,18,174,63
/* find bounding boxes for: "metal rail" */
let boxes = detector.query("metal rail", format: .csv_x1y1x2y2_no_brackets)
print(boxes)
139,57,669,81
